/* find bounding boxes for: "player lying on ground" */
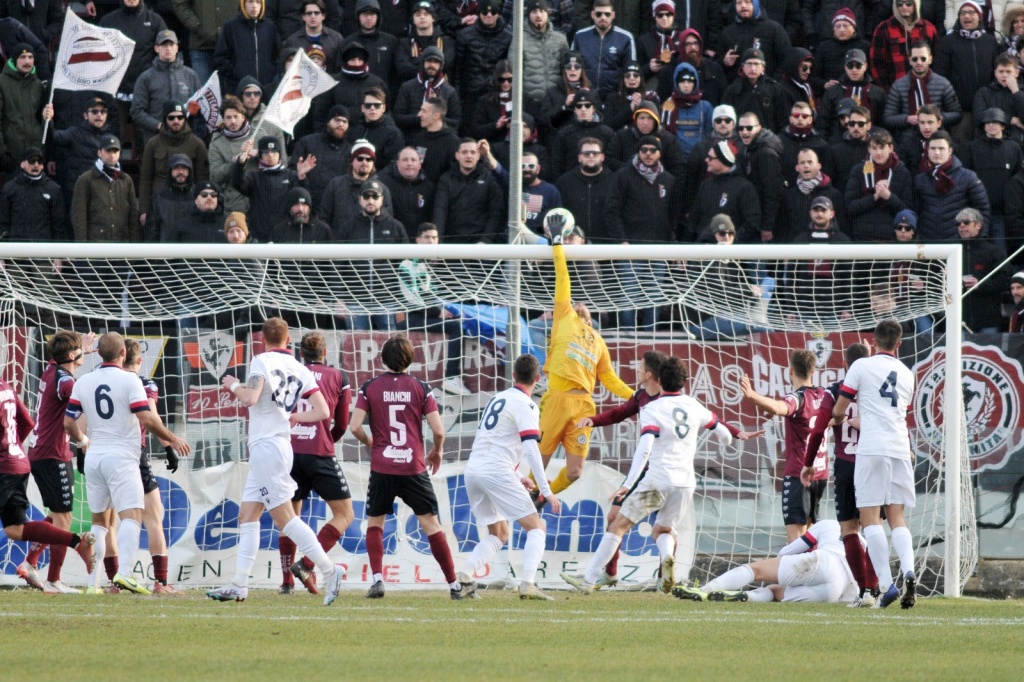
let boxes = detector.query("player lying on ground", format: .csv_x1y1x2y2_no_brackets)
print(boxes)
675,520,859,604
562,357,734,595
457,354,561,601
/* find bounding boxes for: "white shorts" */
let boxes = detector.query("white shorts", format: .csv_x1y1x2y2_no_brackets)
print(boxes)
242,438,297,510
85,452,145,514
619,482,694,530
854,455,916,508
465,470,537,526
778,551,850,603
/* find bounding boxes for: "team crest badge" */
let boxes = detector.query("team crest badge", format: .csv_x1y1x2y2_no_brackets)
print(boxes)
659,184,666,198
753,38,761,50
417,194,425,208
806,334,833,365
198,331,237,379
911,343,1024,472
577,434,587,445
719,192,728,207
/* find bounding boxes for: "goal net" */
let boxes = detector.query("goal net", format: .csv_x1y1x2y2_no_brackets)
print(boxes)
0,243,974,596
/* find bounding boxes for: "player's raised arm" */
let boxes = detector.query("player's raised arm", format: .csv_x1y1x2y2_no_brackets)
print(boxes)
739,374,790,416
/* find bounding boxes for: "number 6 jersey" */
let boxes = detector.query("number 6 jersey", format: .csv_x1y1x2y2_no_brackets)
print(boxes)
67,363,150,458
247,349,320,445
838,352,915,459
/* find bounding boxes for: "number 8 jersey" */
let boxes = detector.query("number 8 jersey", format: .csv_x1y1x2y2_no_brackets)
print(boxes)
838,352,915,459
636,392,719,488
247,350,320,445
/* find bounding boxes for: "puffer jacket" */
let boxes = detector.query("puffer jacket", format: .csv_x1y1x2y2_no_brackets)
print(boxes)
456,16,513,96
914,156,991,241
130,55,202,139
522,19,569,104
883,69,963,131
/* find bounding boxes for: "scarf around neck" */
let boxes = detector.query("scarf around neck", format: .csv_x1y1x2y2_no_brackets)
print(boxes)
223,119,251,141
94,157,121,180
632,154,663,184
797,171,824,194
908,70,932,116
861,151,898,194
930,157,956,195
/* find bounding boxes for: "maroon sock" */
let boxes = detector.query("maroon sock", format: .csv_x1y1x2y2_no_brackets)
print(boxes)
278,537,296,586
842,533,868,592
427,531,457,584
152,555,169,585
46,545,69,583
605,548,619,577
303,524,343,571
366,526,384,576
104,556,118,581
25,516,53,567
20,521,75,546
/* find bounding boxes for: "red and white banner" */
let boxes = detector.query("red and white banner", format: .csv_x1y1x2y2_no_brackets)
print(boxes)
262,49,336,135
188,71,222,129
52,9,135,95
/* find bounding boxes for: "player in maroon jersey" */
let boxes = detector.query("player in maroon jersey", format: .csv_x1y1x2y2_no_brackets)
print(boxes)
349,334,474,600
21,330,97,593
802,342,879,606
280,331,354,595
0,375,97,584
740,349,828,542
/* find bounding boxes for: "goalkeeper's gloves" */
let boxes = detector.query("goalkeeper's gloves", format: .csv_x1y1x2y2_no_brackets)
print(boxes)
75,447,85,475
165,445,180,474
547,213,567,245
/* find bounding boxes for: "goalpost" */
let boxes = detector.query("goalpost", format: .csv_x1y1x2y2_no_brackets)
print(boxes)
0,242,973,597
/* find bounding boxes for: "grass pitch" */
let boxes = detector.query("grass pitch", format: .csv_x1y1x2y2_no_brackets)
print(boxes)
1,587,1022,681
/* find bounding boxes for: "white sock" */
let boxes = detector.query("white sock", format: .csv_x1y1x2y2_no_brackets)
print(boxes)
521,529,545,584
89,526,108,588
464,534,504,575
282,516,334,578
705,564,755,591
675,509,697,583
372,572,383,583
890,526,915,578
116,518,141,577
656,533,676,563
233,522,260,587
864,524,893,589
747,586,775,602
585,533,622,584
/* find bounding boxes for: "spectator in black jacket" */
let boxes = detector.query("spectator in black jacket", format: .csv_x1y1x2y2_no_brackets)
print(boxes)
687,138,762,242
491,113,551,180
232,135,314,243
914,130,991,242
342,0,412,36
469,60,517,143
778,101,829,188
657,28,726,106
432,138,506,242
555,136,618,242
817,48,886,140
378,146,435,237
146,153,194,241
958,207,1009,332
684,103,738,207
783,147,843,242
824,101,870,191
550,88,615,177
607,99,686,178
46,97,114,221
0,147,65,241
394,46,462,134
933,0,999,145
972,53,1024,143
0,0,62,48
291,105,353,210
407,97,461,183
269,187,333,243
214,0,279,93
717,0,792,81
350,86,406,169
721,48,789,133
100,0,168,97
737,111,785,242
341,0,400,94
320,139,396,240
283,0,345,72
637,1,682,86
845,129,915,242
783,195,854,324
810,7,870,83
456,0,513,133
396,1,456,83
160,181,226,242
897,103,946,173
962,107,1021,254
780,48,823,111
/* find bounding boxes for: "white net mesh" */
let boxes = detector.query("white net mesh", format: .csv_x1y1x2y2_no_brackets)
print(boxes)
0,244,976,595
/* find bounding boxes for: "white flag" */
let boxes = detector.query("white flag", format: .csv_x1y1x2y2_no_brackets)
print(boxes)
188,71,222,129
51,9,135,96
262,50,337,135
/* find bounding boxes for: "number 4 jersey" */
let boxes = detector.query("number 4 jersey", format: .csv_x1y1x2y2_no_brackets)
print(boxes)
838,352,914,459
247,349,320,445
67,364,150,458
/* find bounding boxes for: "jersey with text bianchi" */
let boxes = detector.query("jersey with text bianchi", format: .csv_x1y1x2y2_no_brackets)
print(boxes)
466,386,541,475
246,349,321,445
356,372,438,475
28,361,75,462
637,391,718,488
67,364,149,458
838,352,914,459
782,386,828,478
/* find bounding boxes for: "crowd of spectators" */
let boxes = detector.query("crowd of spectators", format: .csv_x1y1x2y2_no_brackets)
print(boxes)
2,0,1024,334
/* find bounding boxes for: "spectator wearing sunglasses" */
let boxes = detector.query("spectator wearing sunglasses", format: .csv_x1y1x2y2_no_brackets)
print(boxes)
137,103,209,226
570,0,637,97
817,48,885,140
883,40,961,135
456,0,513,134
0,147,65,241
869,0,939,91
550,88,616,177
721,48,788,134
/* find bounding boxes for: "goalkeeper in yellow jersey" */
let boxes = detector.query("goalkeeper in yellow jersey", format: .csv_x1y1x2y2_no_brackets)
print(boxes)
534,209,634,503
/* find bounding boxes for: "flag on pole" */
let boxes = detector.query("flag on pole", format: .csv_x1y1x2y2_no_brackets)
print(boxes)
262,50,337,135
51,8,135,95
188,71,222,129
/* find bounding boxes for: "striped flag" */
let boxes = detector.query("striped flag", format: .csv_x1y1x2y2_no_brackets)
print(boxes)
51,9,135,95
188,71,222,129
262,50,336,135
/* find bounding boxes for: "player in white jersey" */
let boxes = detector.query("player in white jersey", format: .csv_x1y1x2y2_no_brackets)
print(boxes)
209,318,344,606
458,355,562,601
832,319,918,609
64,332,190,595
562,357,734,595
675,520,859,604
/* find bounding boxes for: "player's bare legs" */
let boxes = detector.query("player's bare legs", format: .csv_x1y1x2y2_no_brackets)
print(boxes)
286,498,355,594
564,511,640,594
143,487,175,592
365,512,462,599
785,522,807,543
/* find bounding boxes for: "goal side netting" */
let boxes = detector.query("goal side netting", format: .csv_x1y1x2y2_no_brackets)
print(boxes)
0,243,974,596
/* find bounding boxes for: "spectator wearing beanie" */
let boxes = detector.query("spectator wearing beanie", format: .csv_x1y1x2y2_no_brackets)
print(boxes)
269,187,333,243
656,29,726,107
232,134,314,243
803,4,868,52
1009,271,1024,332
160,181,227,243
550,88,615,177
138,101,209,220
224,211,251,243
321,139,397,240
638,0,682,84
396,0,457,83
661,62,714,160
291,104,354,209
0,42,45,171
812,8,871,85
394,45,463,134
0,146,66,241
522,0,570,105
686,139,761,243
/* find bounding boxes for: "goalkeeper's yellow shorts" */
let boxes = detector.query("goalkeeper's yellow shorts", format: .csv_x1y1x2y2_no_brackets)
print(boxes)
538,391,595,459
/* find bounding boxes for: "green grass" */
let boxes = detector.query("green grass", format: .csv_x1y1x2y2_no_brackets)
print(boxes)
1,588,1022,681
